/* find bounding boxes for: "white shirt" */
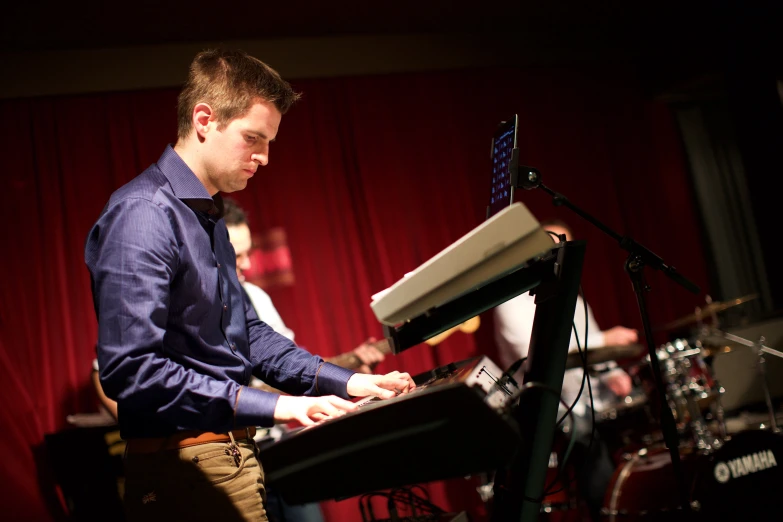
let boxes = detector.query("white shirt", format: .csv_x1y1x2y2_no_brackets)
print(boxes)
242,281,295,341
495,292,618,416
242,281,297,442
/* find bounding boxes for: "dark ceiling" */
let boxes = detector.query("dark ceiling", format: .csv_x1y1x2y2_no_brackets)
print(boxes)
3,1,667,50
1,1,777,54
2,1,780,97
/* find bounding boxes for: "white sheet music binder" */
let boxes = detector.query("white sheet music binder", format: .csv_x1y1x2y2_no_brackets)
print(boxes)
371,202,553,326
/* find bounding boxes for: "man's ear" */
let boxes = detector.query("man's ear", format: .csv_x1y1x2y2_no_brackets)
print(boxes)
193,102,214,138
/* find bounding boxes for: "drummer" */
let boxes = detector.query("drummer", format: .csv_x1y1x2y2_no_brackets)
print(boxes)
494,218,639,521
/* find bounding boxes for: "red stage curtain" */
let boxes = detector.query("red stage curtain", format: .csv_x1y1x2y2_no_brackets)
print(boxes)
0,66,709,521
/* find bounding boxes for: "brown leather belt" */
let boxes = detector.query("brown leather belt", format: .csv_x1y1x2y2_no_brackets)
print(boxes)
125,427,257,454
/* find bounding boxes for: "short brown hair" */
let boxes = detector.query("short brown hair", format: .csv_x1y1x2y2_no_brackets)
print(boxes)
177,49,301,140
222,198,248,227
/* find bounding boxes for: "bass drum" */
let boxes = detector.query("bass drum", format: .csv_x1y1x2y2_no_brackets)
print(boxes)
601,444,701,521
692,429,783,520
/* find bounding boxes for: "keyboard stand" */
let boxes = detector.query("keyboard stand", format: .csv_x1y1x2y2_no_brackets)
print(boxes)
375,239,587,522
491,239,586,522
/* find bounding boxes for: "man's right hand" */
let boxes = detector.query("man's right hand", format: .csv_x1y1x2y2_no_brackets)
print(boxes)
273,395,357,426
602,326,638,346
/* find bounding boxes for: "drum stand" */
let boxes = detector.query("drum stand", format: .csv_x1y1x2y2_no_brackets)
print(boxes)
754,337,782,433
707,328,783,433
514,166,701,516
682,390,723,451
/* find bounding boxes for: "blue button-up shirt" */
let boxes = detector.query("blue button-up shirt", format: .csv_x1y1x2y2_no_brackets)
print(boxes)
85,145,355,438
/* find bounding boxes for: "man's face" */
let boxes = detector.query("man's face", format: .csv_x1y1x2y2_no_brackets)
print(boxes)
201,99,282,194
227,223,252,281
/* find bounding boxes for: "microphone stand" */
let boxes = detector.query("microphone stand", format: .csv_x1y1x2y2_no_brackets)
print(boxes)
514,166,700,515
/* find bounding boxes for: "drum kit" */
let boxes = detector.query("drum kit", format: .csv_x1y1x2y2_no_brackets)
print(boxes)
521,293,783,521
594,293,783,521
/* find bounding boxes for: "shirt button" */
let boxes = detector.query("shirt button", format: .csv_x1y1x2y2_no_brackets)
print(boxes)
223,304,228,310
217,263,221,268
230,343,236,352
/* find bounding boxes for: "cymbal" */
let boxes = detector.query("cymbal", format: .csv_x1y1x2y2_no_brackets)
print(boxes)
655,293,758,332
565,343,645,370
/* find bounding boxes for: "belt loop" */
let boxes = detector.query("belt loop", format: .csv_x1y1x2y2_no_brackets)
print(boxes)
228,430,237,446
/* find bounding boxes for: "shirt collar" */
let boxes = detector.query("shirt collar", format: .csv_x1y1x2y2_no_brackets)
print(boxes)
157,144,224,218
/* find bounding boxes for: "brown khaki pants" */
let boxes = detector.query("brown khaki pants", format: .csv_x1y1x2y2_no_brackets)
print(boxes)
123,440,267,522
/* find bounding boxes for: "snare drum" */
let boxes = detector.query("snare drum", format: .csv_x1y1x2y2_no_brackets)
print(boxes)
633,339,719,427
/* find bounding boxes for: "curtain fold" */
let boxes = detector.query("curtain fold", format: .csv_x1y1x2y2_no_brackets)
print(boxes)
675,101,772,318
0,66,709,521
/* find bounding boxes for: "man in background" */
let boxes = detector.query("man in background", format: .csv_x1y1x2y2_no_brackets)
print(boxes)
494,219,638,521
223,198,385,375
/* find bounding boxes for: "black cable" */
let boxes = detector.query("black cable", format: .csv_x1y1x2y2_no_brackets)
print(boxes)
361,492,394,521
581,286,596,462
497,357,526,393
359,486,447,521
544,287,596,498
546,230,566,242
554,325,588,428
541,320,585,497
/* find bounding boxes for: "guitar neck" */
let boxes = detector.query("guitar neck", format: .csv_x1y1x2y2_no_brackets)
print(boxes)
325,317,476,371
327,339,392,370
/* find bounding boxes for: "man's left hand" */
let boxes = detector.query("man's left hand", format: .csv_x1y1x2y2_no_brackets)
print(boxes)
603,326,639,346
352,337,386,374
347,370,415,399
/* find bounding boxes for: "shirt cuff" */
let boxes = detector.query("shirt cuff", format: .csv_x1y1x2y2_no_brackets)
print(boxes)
234,386,280,428
587,330,606,348
314,362,355,399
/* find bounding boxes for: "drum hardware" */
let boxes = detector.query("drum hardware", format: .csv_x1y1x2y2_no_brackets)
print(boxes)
599,319,783,520
631,337,726,452
699,328,783,434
